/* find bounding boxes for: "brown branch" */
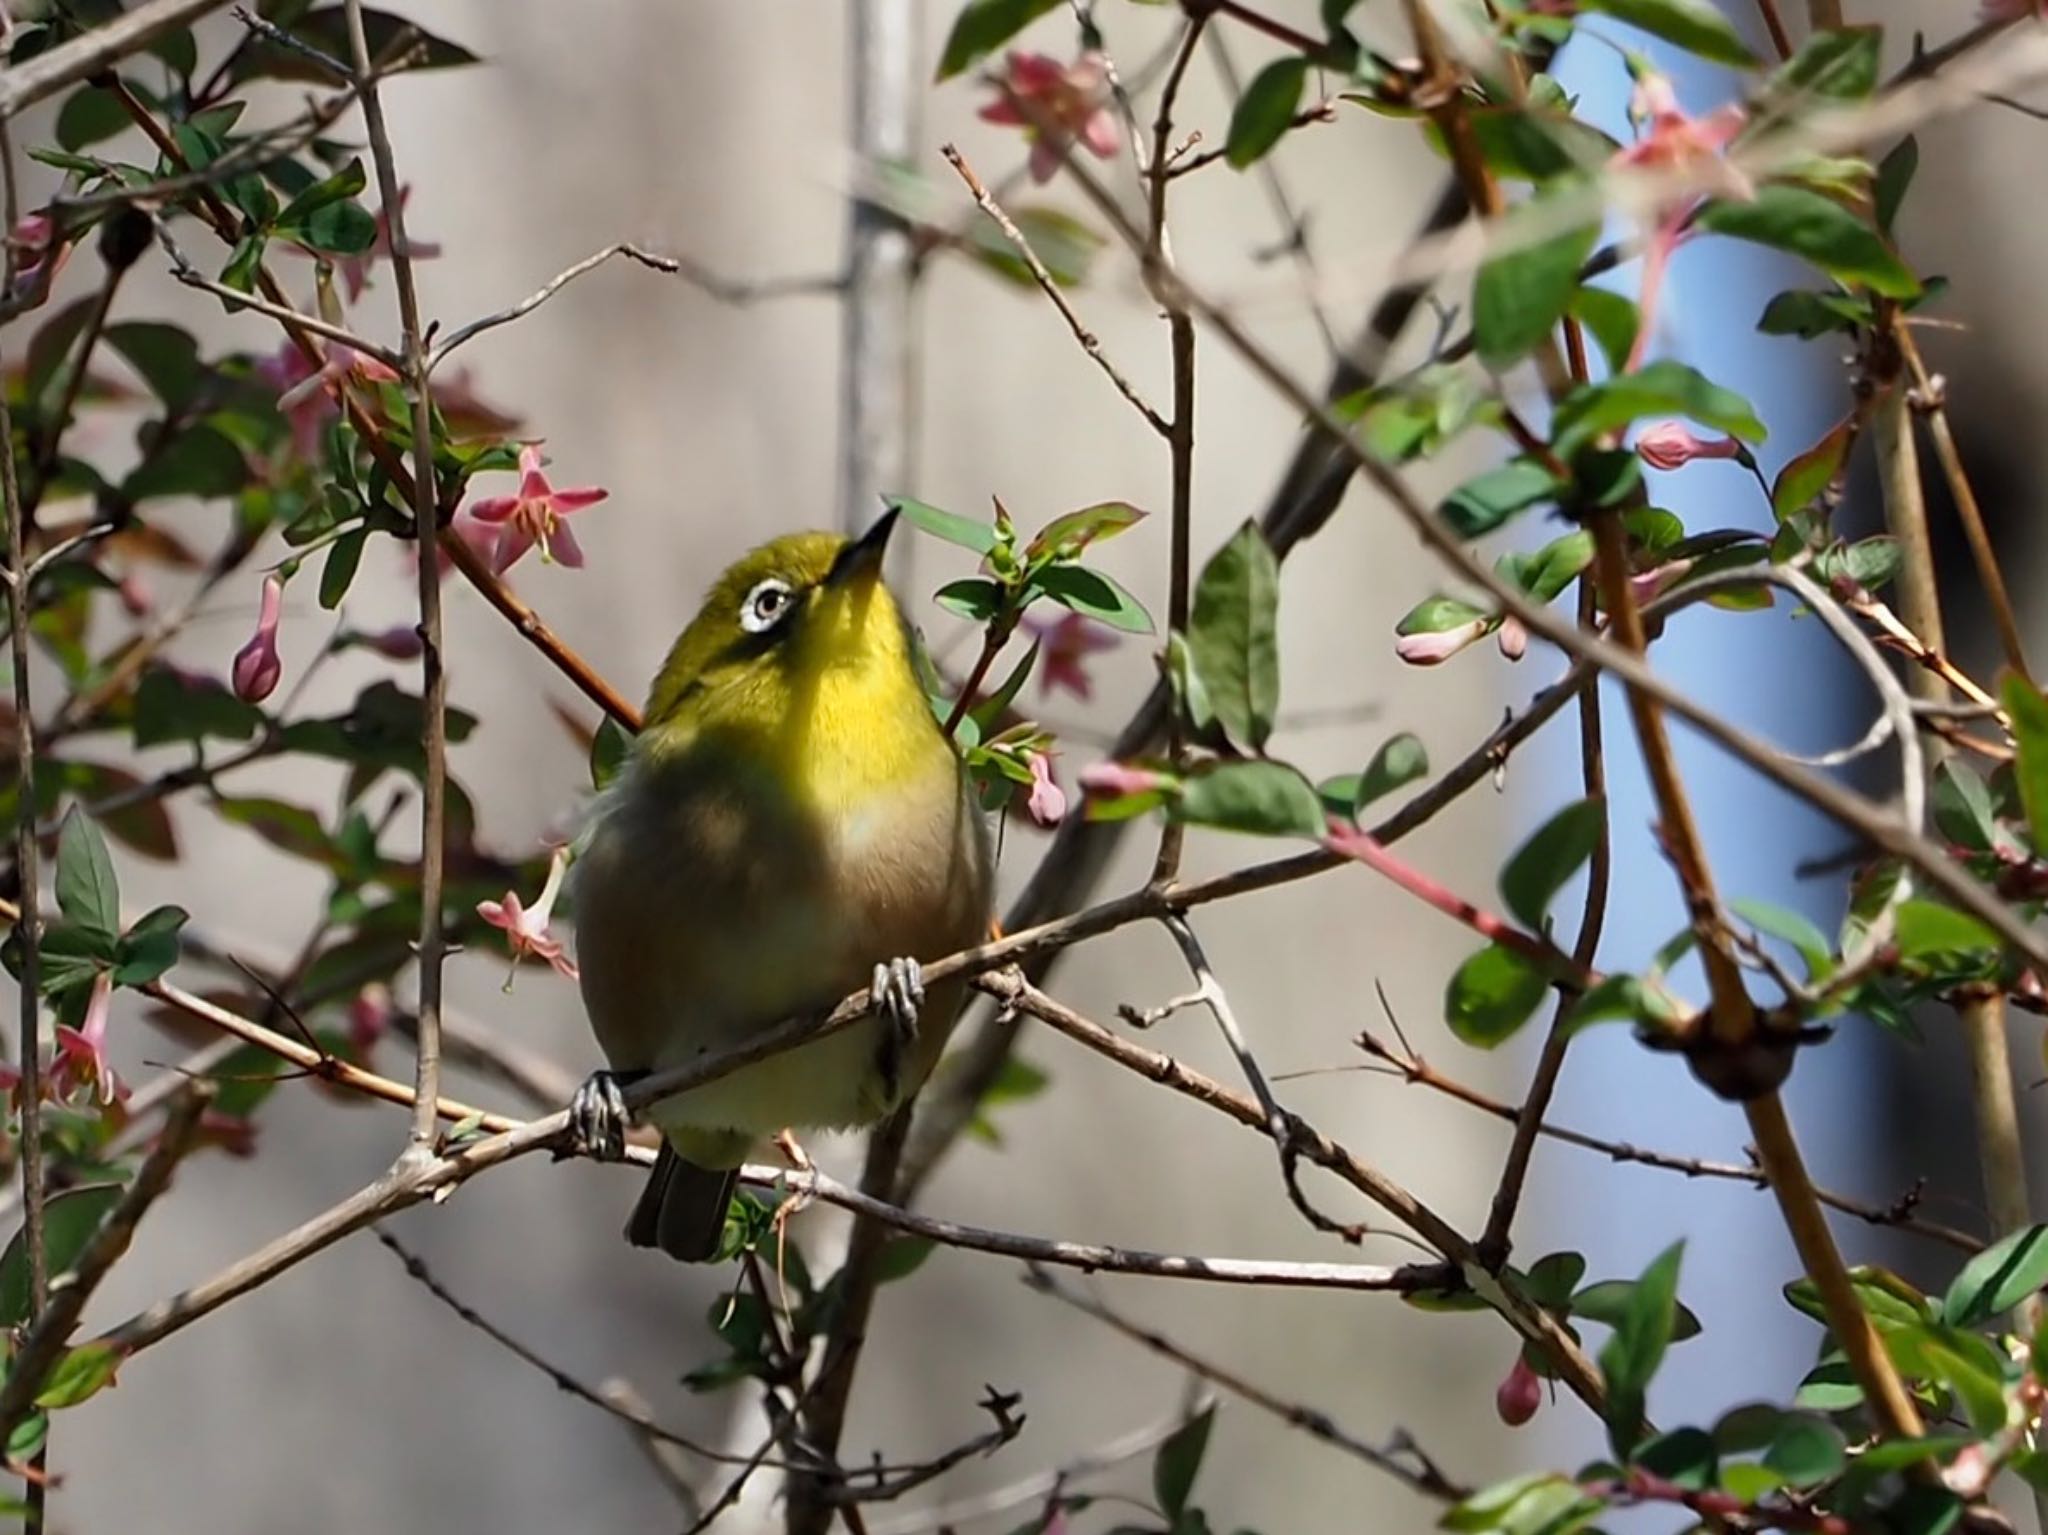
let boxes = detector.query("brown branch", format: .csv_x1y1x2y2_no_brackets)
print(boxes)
0,0,240,118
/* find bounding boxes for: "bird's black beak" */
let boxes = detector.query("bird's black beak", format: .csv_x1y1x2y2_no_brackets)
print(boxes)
825,506,899,588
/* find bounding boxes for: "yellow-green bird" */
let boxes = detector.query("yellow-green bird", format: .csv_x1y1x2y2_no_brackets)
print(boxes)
568,510,994,1261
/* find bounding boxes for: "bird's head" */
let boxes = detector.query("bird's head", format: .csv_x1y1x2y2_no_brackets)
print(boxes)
640,510,920,748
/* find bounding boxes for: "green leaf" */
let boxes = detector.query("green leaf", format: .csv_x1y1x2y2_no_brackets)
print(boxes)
1757,288,1868,339
1942,1224,2048,1328
1569,1280,1703,1341
103,322,203,410
1553,360,1766,461
33,1342,120,1410
1500,797,1603,930
276,158,377,254
1765,25,1880,104
56,808,119,938
891,496,1000,555
1395,594,1487,638
1597,1241,1683,1459
2004,674,2048,854
936,0,1062,79
1921,1328,2009,1433
1440,459,1563,539
1175,762,1326,839
319,528,367,610
0,1184,124,1327
1729,897,1831,979
1523,1250,1587,1309
1033,564,1152,634
1762,1415,1845,1487
1932,760,2000,854
1874,136,1918,235
1026,502,1144,562
935,578,1006,623
1561,972,1676,1036
1570,287,1638,376
873,1238,936,1285
1888,1486,1964,1535
1498,531,1595,604
121,424,248,502
113,903,187,987
590,716,632,792
1442,1474,1591,1535
1153,1405,1215,1519
1696,186,1918,299
234,7,477,83
1578,0,1757,66
1770,418,1851,520
55,83,128,151
1353,733,1429,815
1633,1427,1716,1491
1891,899,1999,961
1473,208,1599,371
968,205,1104,288
1226,57,1309,168
1186,521,1281,752
1445,943,1549,1049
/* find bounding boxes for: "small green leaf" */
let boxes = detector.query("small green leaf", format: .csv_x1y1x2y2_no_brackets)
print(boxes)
1498,531,1595,604
1729,897,1832,980
55,84,129,151
1445,943,1549,1049
1473,207,1599,371
2003,673,2048,854
1570,287,1638,376
1931,759,1999,854
0,1185,124,1327
1770,419,1851,521
1571,1279,1702,1341
1633,1427,1717,1491
1757,288,1869,340
103,322,204,410
319,528,367,610
1696,186,1918,299
1440,458,1563,539
968,205,1105,288
1523,1250,1587,1308
1874,136,1918,235
1442,1473,1582,1534
1561,973,1674,1036
891,496,1000,555
1554,360,1765,462
936,0,1062,79
34,1342,120,1410
1033,564,1152,634
590,716,632,792
1762,1415,1846,1487
1226,57,1309,168
1765,25,1880,105
1186,521,1281,752
935,578,1006,623
56,808,119,938
1578,0,1757,66
1891,899,1999,961
1152,1405,1215,1519
1356,733,1429,814
1395,594,1487,636
1500,798,1603,931
1921,1329,2009,1433
873,1238,936,1284
1942,1224,2048,1328
1598,1241,1683,1459
113,904,187,988
1175,762,1326,838
1026,502,1144,561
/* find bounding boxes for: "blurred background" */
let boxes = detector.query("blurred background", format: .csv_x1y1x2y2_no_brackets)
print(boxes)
5,0,2040,1530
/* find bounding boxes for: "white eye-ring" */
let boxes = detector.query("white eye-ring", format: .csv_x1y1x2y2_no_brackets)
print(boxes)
739,578,795,634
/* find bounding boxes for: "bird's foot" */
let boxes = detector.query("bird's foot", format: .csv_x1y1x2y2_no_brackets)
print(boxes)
772,1128,814,1174
568,1069,639,1161
871,956,925,1102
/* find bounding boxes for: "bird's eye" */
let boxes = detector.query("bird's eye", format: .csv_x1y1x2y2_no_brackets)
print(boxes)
739,578,794,634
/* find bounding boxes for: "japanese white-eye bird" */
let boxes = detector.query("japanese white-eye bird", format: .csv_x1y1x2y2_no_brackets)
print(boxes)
568,510,995,1261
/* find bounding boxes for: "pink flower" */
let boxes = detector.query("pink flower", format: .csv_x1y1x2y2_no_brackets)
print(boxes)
231,574,285,703
1395,619,1486,666
1495,616,1528,662
259,337,400,462
1495,1354,1542,1427
117,570,154,619
1025,751,1066,827
52,971,121,1105
979,50,1121,183
1629,558,1696,607
1077,760,1165,798
1980,0,2042,18
191,1109,259,1158
275,338,401,415
467,444,609,574
1635,420,1742,471
348,982,394,1057
343,185,440,303
1025,610,1118,700
1611,74,1750,372
477,845,579,987
430,504,507,581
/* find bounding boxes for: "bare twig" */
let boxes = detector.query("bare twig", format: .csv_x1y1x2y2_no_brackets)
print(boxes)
0,0,240,118
599,1379,704,1517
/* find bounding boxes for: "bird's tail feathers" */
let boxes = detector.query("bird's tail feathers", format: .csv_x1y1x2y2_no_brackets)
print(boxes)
627,1143,740,1263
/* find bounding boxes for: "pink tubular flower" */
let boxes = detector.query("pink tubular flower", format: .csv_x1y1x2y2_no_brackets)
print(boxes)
1629,558,1697,607
1635,420,1742,471
357,624,426,662
1611,74,1751,372
53,971,122,1105
275,337,401,415
8,212,72,309
192,1109,260,1158
1025,610,1118,701
348,982,394,1057
1496,1354,1543,1427
466,444,609,574
477,845,579,988
979,50,1120,183
1495,616,1528,662
1077,760,1165,798
231,574,285,703
343,184,440,303
1980,0,2043,18
1024,751,1066,828
1395,619,1487,666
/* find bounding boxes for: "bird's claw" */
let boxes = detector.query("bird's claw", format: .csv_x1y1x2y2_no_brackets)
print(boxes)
569,1069,633,1162
872,956,925,1102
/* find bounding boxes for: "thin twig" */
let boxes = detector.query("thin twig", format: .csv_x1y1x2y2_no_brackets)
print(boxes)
342,0,446,1158
0,0,241,118
1026,1265,1467,1503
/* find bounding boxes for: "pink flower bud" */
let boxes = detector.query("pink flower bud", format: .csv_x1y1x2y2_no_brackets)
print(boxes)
1629,558,1696,607
359,624,425,662
1496,617,1528,661
1394,619,1486,666
1025,751,1066,828
231,574,285,703
117,571,154,619
1078,761,1164,798
1635,420,1742,471
348,983,394,1057
1496,1354,1542,1427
